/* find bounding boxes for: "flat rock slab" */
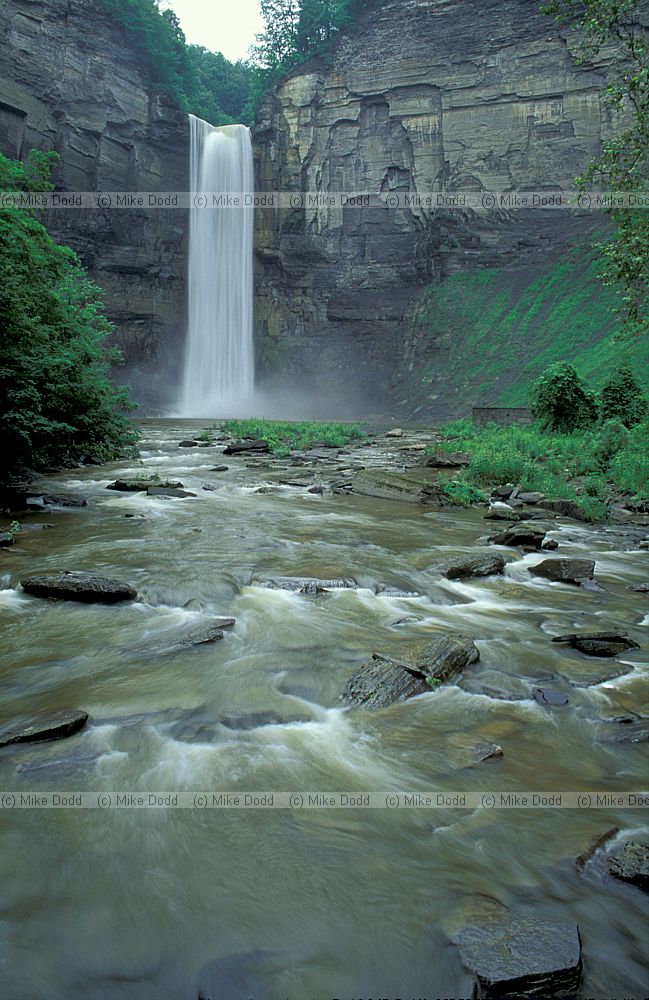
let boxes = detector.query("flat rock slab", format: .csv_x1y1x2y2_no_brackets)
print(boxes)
529,558,595,584
596,716,649,744
107,479,183,491
607,841,649,890
422,451,470,468
342,634,479,708
146,487,197,498
27,494,88,508
223,440,270,454
351,469,450,505
258,576,356,593
454,917,582,998
21,572,137,603
0,708,89,748
185,618,236,646
533,688,569,707
441,553,505,580
552,632,640,657
489,525,547,549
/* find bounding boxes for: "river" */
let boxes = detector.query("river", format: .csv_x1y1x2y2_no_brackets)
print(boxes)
0,420,647,998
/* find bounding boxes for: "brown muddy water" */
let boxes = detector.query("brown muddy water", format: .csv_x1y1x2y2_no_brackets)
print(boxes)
0,420,647,999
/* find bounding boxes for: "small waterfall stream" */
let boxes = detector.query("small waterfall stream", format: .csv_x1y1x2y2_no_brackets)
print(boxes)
180,114,254,416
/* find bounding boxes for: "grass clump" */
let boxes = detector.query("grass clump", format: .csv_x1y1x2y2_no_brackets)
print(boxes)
222,419,367,457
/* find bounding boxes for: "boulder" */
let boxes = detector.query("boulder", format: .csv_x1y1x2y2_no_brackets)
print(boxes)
209,465,229,472
529,559,595,584
542,538,559,550
552,631,640,657
185,618,236,646
341,634,479,708
518,491,545,504
533,688,569,707
202,483,218,492
423,450,470,468
27,494,88,508
223,440,270,454
538,498,587,520
629,582,649,593
178,440,200,447
492,484,515,498
107,479,183,492
21,572,137,603
351,469,449,505
453,917,582,998
472,742,504,764
0,532,15,547
489,524,547,550
259,576,356,592
440,553,506,580
484,503,519,521
385,427,404,437
0,708,89,748
146,487,197,498
607,842,649,890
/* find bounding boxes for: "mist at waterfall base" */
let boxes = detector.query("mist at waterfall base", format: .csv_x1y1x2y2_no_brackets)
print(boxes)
175,114,383,422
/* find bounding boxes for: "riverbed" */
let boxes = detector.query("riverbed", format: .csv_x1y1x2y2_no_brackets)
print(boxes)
0,420,647,998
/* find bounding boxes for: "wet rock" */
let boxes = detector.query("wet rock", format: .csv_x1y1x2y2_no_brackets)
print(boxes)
440,553,506,580
578,578,606,593
489,524,547,550
279,475,316,487
146,487,197,498
259,576,356,592
107,478,184,492
27,494,88,508
178,439,200,447
562,661,630,688
575,826,619,869
385,427,404,437
223,440,270,455
209,465,229,472
342,634,479,708
308,485,325,494
202,483,218,492
472,742,504,764
539,498,588,521
195,949,277,1000
484,503,519,521
351,469,450,505
533,688,569,707
607,842,649,890
552,631,640,657
423,450,470,468
629,582,649,593
529,558,595,584
185,618,236,645
0,708,89,748
518,491,545,504
492,484,515,498
21,572,137,603
453,917,582,998
375,583,421,597
596,716,649,744
542,538,559,550
0,532,15,547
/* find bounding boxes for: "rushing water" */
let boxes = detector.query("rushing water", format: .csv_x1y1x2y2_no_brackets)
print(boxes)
180,117,254,417
0,421,647,999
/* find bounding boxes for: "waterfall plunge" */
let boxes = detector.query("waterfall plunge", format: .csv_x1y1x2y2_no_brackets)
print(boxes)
180,115,254,416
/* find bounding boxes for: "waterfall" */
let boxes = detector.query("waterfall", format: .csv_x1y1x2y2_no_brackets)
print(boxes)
180,114,254,416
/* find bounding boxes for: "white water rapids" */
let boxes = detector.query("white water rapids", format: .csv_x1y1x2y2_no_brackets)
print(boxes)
180,115,254,416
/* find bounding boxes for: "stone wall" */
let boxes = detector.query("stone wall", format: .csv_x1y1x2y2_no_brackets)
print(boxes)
253,0,619,411
0,0,189,406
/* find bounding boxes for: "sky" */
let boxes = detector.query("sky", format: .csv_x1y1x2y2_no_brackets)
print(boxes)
162,0,263,62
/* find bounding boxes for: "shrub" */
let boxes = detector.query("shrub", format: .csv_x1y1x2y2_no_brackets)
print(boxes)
593,419,630,467
529,362,598,432
600,365,648,428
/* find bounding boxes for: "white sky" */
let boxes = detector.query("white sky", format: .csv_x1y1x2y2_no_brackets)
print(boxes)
162,0,263,62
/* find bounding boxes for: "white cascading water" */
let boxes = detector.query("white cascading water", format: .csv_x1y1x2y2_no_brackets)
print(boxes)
180,114,254,416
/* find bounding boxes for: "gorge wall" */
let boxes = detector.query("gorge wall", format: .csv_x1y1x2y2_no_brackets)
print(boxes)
0,0,188,405
253,0,619,415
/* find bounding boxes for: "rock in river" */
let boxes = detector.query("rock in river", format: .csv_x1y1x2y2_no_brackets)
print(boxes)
0,708,89,748
146,487,197,498
552,631,640,657
223,439,270,455
107,479,183,492
440,553,505,580
607,842,649,890
453,917,582,998
529,558,595,584
489,524,547,550
351,469,449,505
341,634,479,708
21,572,137,603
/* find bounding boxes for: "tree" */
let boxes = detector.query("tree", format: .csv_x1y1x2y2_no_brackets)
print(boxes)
0,152,137,482
529,362,599,432
543,0,649,340
600,364,648,425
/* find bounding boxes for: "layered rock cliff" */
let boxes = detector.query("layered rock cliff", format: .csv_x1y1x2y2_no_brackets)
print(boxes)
0,0,188,405
253,0,619,413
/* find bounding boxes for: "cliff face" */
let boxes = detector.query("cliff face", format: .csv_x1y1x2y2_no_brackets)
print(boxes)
0,0,188,405
253,0,618,411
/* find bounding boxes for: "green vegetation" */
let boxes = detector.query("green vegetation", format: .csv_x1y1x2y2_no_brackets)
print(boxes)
0,151,138,484
434,414,649,520
600,365,648,427
440,480,488,507
252,0,380,102
543,0,649,341
223,419,367,456
99,0,253,124
399,245,649,412
530,362,598,432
